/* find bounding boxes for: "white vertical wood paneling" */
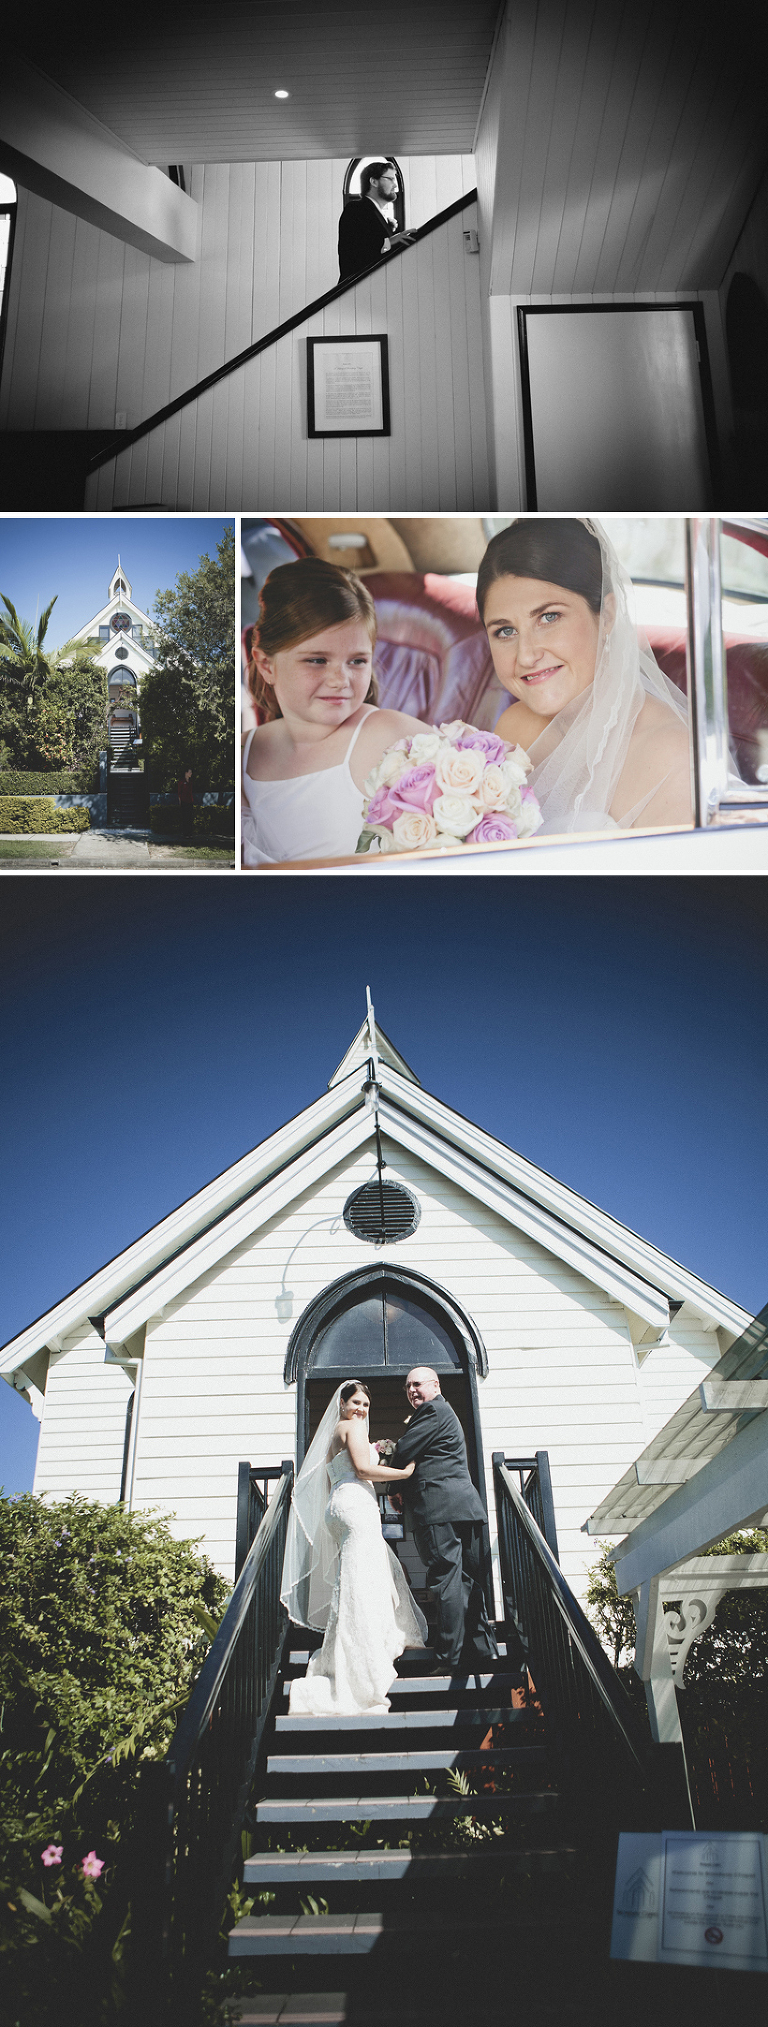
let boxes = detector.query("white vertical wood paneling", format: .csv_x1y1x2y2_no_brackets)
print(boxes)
0,155,473,433
84,200,489,510
117,1141,722,1590
34,1327,134,1508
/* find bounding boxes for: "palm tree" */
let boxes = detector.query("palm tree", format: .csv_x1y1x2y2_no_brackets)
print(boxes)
0,593,59,712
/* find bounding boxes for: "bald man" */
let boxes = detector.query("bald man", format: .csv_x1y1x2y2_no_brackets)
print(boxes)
391,1368,498,1672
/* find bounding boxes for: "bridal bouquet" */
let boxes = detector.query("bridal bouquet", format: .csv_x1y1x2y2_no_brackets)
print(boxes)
356,722,542,855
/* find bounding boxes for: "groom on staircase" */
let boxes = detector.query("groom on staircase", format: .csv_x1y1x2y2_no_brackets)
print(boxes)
392,1368,499,1673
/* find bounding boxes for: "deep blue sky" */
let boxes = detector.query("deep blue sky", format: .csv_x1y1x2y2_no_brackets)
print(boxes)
1,877,766,1495
0,517,232,648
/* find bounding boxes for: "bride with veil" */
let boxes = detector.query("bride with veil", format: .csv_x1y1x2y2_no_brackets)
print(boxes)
280,1380,427,1715
479,517,700,834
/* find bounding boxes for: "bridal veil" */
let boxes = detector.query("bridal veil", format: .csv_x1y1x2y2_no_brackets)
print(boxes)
281,1385,352,1630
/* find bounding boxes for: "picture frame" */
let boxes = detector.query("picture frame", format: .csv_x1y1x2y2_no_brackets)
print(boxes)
307,334,391,438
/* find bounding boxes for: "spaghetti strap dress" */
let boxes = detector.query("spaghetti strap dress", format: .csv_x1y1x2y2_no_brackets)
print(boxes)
242,709,375,865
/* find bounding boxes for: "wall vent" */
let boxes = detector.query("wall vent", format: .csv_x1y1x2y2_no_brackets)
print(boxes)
343,1179,420,1246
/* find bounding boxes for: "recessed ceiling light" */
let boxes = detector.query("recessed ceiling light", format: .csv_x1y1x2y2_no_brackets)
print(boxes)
274,89,289,99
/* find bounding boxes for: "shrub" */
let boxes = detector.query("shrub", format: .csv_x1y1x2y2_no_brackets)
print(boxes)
149,804,234,841
0,769,97,795
0,1492,228,2025
0,797,91,834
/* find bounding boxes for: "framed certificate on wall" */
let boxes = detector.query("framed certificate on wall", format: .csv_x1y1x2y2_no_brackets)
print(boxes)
307,335,391,438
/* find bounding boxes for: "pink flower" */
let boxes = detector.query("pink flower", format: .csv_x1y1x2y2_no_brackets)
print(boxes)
365,784,401,828
41,1844,63,1868
456,730,509,767
81,1851,105,1881
467,811,519,845
388,764,439,815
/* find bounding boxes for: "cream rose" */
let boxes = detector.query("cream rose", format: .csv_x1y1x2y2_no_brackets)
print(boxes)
434,744,486,795
502,746,533,786
365,746,413,797
515,792,543,839
476,763,511,811
432,792,482,838
369,824,399,852
407,731,443,765
392,810,439,850
437,719,472,744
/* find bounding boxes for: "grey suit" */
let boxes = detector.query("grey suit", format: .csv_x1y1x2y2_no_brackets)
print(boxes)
392,1397,498,1669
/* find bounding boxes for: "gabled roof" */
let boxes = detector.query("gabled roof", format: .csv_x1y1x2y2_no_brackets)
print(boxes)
1,1029,751,1384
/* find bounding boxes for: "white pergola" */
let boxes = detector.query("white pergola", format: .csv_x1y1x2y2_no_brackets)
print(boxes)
583,1309,768,1744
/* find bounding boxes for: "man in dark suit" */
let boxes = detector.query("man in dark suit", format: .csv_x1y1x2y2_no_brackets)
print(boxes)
338,162,414,281
392,1367,499,1672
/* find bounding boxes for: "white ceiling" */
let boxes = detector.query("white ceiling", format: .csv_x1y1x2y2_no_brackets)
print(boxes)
12,4,502,163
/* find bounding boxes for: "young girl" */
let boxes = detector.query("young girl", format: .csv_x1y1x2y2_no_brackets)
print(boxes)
242,559,430,865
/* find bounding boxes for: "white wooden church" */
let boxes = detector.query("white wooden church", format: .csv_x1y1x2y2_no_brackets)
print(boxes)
1,1008,751,1609
71,557,158,751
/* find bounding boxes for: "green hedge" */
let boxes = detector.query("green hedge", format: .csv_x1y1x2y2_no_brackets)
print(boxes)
0,770,97,795
0,798,91,835
150,805,235,841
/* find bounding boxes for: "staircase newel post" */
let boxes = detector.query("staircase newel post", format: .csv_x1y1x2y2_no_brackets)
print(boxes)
126,1756,174,2027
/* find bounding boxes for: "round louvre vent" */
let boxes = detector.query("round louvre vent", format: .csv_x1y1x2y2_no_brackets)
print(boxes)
114,645,129,660
343,1179,420,1246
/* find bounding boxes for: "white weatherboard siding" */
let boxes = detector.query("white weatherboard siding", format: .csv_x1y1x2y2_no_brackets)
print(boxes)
34,1325,133,1507
83,198,488,512
127,1143,720,1592
0,156,475,435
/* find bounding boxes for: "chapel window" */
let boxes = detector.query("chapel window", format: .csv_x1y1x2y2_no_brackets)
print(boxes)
342,158,405,237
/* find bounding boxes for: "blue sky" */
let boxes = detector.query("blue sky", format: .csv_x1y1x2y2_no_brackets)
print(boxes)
0,517,232,649
1,876,766,1496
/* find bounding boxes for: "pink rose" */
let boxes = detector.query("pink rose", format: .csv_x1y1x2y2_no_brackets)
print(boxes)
467,811,519,845
388,764,439,814
456,730,508,767
365,784,401,828
41,1844,63,1868
81,1851,105,1881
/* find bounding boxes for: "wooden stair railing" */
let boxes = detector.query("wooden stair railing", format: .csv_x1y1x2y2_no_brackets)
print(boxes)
86,188,479,477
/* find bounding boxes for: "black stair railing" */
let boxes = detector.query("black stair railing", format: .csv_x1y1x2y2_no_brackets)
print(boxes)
492,1452,651,1797
130,1459,293,2024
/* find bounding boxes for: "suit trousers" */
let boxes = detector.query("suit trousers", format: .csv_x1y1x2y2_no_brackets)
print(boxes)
412,1519,497,1668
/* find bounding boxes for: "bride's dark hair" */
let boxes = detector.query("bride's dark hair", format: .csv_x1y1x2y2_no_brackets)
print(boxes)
340,1379,370,1405
476,518,603,622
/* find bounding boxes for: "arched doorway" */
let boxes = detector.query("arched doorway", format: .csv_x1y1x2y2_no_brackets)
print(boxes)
285,1264,486,1462
284,1264,491,1610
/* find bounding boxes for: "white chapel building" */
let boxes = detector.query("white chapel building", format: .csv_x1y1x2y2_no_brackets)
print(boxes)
0,1012,751,1607
71,559,158,751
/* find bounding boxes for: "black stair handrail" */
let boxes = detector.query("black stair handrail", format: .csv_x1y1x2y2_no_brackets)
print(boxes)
87,187,478,474
492,1453,649,1784
130,1460,293,2024
503,1451,560,1563
235,1462,288,1580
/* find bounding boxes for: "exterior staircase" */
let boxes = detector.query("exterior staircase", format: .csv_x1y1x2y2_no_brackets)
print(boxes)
226,1632,610,2024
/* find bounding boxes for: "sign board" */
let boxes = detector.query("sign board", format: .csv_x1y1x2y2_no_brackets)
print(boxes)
611,1832,768,1972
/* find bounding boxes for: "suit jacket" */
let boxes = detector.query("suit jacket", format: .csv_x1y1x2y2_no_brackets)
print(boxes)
338,198,390,280
392,1396,486,1529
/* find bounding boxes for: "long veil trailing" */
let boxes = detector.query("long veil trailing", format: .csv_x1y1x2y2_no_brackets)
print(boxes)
523,518,693,833
280,1385,351,1630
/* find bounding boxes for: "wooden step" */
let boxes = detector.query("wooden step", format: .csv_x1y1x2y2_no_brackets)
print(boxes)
254,1791,558,1825
280,1672,524,1702
229,1906,600,1958
274,1708,529,1735
267,1745,546,1777
229,1995,531,2024
243,1848,575,1885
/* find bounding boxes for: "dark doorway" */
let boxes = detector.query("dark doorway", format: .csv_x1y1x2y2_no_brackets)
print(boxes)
726,272,768,506
285,1264,491,1608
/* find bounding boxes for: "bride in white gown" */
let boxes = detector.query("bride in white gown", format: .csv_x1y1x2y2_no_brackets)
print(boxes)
280,1380,427,1715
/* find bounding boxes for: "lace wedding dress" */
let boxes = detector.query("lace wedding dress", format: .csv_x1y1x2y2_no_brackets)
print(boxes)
287,1447,427,1716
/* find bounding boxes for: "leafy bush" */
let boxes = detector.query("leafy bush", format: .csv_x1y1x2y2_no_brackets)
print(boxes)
0,798,91,834
0,1492,228,2024
149,804,235,841
0,770,97,795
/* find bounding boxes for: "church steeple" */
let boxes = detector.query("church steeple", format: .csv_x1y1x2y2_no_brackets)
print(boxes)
328,991,421,1089
108,556,132,604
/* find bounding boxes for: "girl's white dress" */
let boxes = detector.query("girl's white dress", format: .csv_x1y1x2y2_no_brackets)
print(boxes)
242,709,374,866
288,1447,427,1716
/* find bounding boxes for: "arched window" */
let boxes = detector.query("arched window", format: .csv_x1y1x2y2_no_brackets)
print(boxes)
0,175,18,389
343,157,405,237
